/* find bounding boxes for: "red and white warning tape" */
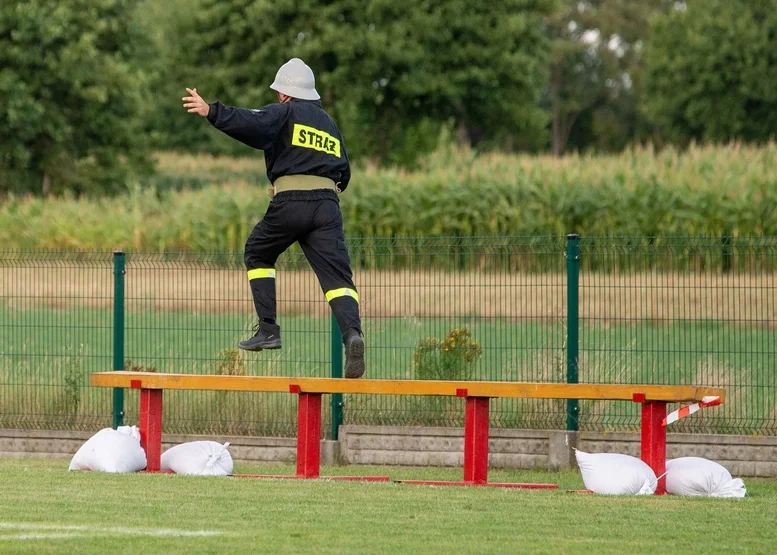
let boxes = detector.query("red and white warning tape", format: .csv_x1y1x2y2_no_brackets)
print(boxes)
662,396,721,426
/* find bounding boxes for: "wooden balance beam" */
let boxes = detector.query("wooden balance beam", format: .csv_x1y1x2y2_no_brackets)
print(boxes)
90,372,725,493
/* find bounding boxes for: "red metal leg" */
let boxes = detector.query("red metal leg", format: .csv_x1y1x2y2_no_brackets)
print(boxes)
463,397,490,484
296,393,322,478
139,389,163,472
641,401,667,495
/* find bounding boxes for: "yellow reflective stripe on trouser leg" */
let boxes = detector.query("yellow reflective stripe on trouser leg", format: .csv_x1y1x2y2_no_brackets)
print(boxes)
247,268,276,280
325,288,359,303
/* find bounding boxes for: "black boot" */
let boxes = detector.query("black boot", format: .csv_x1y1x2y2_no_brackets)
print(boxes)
239,321,281,352
343,328,365,379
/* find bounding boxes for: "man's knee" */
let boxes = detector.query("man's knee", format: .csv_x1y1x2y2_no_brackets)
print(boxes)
244,243,275,270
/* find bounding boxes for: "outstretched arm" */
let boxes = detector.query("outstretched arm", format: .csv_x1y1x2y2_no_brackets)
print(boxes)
182,88,286,151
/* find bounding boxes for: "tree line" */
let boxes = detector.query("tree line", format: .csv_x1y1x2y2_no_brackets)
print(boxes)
1,0,775,195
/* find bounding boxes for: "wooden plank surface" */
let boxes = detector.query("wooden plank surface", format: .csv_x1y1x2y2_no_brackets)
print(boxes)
90,372,725,403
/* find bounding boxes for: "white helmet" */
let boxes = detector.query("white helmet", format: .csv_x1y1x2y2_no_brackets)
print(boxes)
270,58,320,101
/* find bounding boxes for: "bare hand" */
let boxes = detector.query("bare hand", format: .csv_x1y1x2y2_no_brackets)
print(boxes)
182,88,209,117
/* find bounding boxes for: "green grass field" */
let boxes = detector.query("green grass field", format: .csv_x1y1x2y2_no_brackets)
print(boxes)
1,307,775,436
1,459,775,554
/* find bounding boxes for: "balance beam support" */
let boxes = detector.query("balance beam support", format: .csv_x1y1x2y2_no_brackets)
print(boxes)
640,401,667,495
139,389,163,472
296,392,322,478
463,397,490,484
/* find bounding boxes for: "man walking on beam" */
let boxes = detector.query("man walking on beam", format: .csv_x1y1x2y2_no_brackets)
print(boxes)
182,58,366,378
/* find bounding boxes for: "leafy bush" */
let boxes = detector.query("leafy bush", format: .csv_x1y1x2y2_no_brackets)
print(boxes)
411,327,483,427
53,345,85,425
211,348,251,435
213,348,247,377
413,327,483,381
0,0,152,196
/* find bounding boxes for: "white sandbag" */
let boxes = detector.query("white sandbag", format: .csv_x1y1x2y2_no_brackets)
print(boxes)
161,441,233,476
115,425,141,441
666,457,746,498
68,427,147,473
575,449,657,495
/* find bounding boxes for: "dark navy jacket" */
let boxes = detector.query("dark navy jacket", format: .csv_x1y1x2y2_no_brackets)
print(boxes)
207,98,351,190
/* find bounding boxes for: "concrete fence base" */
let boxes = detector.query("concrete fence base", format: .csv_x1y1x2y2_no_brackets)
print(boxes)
2,426,775,477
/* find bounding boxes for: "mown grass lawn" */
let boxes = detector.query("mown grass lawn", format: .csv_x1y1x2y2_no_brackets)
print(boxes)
0,458,775,554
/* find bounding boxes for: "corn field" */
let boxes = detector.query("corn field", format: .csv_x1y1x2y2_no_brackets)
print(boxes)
1,143,775,253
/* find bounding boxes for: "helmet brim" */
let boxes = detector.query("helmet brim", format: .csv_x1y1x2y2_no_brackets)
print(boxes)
270,82,320,101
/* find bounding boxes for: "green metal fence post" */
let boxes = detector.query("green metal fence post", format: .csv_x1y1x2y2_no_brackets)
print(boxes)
112,251,126,429
722,232,733,273
566,234,581,431
331,313,344,440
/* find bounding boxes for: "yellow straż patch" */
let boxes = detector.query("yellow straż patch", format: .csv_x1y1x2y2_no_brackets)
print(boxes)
291,124,341,158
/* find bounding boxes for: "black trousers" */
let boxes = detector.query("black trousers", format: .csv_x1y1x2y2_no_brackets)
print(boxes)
244,189,362,340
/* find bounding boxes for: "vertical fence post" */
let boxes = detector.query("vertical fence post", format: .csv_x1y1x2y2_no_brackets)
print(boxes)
566,234,581,432
112,251,126,429
330,313,343,440
722,232,733,273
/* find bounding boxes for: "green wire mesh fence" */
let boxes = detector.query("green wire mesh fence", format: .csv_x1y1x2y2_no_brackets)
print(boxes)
0,236,774,437
120,250,332,438
345,236,567,430
0,251,114,432
576,236,777,434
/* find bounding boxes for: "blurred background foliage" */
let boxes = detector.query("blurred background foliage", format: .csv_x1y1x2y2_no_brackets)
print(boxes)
1,0,776,201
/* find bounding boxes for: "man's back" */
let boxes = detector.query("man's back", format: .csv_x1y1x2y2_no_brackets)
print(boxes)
206,98,351,190
264,100,351,189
